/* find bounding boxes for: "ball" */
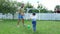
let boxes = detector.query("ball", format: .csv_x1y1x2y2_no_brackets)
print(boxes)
27,25,30,29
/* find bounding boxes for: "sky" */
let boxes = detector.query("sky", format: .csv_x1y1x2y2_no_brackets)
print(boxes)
16,0,60,11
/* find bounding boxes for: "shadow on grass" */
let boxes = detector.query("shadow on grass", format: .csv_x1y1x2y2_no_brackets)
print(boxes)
23,27,40,34
23,27,48,34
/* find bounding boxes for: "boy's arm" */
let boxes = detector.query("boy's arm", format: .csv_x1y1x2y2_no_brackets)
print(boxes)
36,15,37,20
30,15,32,19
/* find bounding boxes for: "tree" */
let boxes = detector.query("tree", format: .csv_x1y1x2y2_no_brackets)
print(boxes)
0,0,20,19
37,4,49,13
54,5,60,13
40,8,48,13
24,2,33,13
17,2,22,7
37,4,43,9
48,10,54,13
9,1,17,19
0,0,10,14
28,9,39,13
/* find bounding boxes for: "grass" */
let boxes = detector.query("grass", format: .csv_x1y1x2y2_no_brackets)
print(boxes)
0,20,60,34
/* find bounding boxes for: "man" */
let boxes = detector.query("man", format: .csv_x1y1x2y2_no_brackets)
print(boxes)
17,3,25,27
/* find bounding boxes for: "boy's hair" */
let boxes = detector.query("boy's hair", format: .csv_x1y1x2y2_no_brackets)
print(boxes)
32,13,36,16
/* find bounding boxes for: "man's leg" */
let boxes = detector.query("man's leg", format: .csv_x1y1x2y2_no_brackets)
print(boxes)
17,19,20,25
21,15,24,25
22,18,24,25
17,19,20,27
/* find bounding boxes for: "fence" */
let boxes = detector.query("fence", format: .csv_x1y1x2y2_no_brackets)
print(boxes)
0,13,60,20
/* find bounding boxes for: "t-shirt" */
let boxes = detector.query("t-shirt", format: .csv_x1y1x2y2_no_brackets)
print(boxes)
18,7,24,13
18,7,25,15
30,15,37,21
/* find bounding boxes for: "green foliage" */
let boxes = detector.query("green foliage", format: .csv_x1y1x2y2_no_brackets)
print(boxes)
0,0,54,14
28,9,39,13
48,10,54,13
37,4,54,13
0,0,21,19
24,2,33,13
17,2,22,7
40,9,48,13
54,5,60,13
37,4,43,9
25,2,33,9
55,5,60,9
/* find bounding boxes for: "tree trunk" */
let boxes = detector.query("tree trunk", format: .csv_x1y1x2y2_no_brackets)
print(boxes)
12,13,14,20
6,14,8,19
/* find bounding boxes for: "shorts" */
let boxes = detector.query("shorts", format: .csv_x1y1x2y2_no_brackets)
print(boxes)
32,21,36,25
18,14,24,19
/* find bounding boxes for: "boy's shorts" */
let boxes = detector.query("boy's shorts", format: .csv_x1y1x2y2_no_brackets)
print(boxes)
32,21,36,25
18,14,24,19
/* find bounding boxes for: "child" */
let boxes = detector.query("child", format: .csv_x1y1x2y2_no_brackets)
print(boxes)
30,13,37,32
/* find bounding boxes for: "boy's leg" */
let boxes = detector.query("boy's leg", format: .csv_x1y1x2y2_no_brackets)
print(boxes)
33,24,36,32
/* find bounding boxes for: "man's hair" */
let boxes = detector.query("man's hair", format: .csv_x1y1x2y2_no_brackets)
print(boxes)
21,3,24,8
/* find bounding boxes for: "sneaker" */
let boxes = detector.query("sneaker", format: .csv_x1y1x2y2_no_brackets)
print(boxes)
17,25,19,27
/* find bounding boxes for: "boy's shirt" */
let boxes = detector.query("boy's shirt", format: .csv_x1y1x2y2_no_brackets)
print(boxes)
30,15,37,24
30,15,37,21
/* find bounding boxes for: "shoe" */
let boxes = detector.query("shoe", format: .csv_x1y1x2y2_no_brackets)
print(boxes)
17,25,19,27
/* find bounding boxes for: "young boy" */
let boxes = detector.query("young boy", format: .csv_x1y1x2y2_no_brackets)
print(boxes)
17,3,25,27
30,13,37,32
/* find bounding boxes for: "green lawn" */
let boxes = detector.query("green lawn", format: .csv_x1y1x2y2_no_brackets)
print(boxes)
0,20,60,34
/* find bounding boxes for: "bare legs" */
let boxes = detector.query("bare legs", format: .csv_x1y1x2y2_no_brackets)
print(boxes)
17,18,24,27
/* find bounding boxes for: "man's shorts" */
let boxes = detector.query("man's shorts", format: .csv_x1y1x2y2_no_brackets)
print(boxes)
18,14,24,19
